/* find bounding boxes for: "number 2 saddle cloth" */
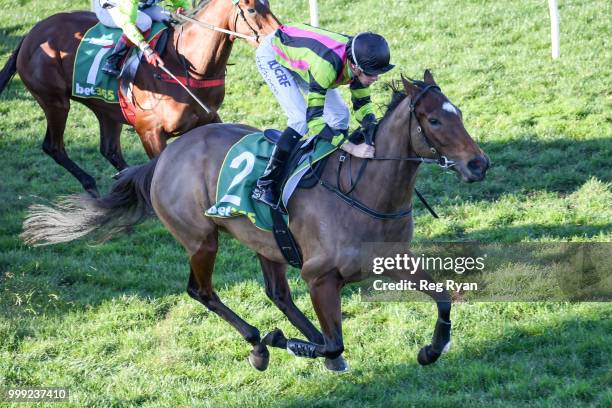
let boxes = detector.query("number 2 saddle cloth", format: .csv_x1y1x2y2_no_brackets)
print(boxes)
205,130,337,231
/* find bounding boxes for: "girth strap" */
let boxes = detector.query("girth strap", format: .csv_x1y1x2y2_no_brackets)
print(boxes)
271,208,303,268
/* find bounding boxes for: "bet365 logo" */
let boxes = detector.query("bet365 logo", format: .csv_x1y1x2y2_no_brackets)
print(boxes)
75,83,115,100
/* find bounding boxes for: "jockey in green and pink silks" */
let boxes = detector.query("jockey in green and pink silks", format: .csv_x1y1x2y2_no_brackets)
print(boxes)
93,0,189,76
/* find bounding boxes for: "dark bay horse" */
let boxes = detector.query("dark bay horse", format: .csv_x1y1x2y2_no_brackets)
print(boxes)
0,0,279,196
21,71,489,372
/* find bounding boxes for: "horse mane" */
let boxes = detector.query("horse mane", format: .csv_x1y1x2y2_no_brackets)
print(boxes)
191,0,212,14
381,79,429,123
168,0,212,28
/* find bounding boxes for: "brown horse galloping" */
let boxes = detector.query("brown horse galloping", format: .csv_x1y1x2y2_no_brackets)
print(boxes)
21,71,490,372
0,0,279,196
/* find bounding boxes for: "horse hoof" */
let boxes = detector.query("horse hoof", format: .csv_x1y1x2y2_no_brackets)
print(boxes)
324,356,350,373
417,345,441,366
248,347,270,371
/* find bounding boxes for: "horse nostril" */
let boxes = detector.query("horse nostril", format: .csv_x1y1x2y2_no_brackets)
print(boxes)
467,157,487,175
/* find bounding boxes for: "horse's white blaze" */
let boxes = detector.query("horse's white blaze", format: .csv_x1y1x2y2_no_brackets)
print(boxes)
442,340,452,353
442,102,459,115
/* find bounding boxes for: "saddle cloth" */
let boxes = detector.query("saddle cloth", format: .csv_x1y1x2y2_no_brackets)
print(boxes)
72,22,167,103
205,131,337,231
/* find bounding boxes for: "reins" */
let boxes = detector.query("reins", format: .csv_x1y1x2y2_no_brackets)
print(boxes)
170,0,259,41
314,83,454,220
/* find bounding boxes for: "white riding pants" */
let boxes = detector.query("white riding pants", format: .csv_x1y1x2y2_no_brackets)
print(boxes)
255,32,350,136
92,1,169,33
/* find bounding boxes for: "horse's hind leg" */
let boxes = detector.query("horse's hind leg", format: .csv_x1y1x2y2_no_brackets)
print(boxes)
262,269,349,372
39,99,99,197
95,112,128,172
258,254,324,343
188,231,270,371
259,255,349,371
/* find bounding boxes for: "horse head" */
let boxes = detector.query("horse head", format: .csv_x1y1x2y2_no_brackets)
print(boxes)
393,70,489,182
226,0,281,47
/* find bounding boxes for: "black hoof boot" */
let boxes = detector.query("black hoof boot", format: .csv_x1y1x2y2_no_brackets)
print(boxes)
262,328,288,349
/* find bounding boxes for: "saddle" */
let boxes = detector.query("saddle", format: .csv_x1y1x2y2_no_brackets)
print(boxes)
262,129,330,195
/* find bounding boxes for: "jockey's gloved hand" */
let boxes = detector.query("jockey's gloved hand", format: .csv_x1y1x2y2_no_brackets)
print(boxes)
361,113,378,146
340,141,375,159
141,43,164,68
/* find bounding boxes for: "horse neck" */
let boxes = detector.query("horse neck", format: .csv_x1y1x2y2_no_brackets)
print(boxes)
171,2,233,79
358,100,420,211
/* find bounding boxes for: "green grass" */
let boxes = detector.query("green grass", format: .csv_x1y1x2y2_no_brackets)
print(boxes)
1,0,611,406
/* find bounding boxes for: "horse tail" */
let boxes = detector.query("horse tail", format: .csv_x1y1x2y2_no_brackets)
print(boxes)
21,157,160,246
0,37,24,95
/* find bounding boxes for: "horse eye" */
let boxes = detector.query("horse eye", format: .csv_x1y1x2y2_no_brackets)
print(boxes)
428,118,440,126
247,8,256,14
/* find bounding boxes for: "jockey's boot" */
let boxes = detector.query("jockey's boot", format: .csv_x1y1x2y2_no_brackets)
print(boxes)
102,37,130,77
252,127,302,211
252,145,290,211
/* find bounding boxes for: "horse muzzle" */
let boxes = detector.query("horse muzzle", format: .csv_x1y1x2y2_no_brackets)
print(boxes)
455,154,490,182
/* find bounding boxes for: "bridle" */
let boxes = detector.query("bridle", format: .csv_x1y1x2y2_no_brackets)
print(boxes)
372,83,456,169
315,83,456,220
171,0,262,42
230,0,262,43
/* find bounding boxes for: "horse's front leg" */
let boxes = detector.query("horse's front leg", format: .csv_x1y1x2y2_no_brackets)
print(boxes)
385,252,452,365
262,269,349,372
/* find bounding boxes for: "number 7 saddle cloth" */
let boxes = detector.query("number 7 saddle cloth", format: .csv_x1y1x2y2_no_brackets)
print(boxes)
72,22,167,103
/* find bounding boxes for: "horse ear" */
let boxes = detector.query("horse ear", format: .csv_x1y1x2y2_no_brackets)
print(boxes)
401,74,419,97
423,69,438,86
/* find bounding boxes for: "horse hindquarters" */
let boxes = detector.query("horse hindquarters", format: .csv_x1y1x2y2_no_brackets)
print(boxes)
150,128,274,370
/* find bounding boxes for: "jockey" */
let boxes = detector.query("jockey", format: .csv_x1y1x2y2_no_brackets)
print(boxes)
93,0,189,76
252,23,394,210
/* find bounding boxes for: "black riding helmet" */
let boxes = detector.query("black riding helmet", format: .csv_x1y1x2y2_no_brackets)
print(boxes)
348,32,395,76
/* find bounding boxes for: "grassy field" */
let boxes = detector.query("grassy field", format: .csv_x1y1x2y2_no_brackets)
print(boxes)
1,0,611,406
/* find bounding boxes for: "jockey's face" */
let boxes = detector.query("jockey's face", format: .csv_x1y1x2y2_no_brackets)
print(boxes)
349,63,379,86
